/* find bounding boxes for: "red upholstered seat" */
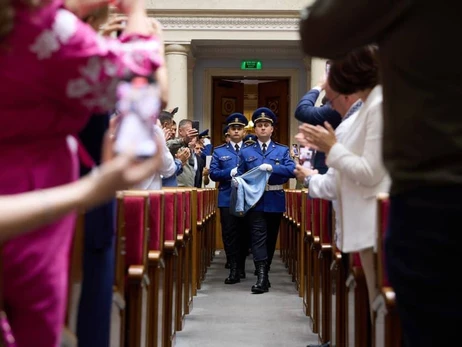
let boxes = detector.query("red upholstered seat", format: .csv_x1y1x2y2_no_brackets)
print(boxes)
296,191,302,224
197,190,203,222
123,195,146,266
184,190,191,230
379,197,390,286
320,199,331,244
176,191,185,236
305,197,312,232
164,191,176,242
312,198,321,238
148,192,164,251
352,252,362,267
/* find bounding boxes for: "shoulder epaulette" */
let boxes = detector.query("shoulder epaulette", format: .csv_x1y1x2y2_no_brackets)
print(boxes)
274,142,289,148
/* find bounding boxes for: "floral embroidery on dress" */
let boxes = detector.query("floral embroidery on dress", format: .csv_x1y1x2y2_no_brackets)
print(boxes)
29,9,77,60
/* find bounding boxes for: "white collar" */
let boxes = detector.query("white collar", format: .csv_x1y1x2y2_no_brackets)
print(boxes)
258,139,271,148
229,140,243,148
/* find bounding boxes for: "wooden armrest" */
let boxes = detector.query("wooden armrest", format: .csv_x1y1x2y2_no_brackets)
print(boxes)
128,265,144,283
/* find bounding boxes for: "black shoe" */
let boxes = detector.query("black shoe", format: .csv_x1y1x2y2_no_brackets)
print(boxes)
239,270,246,279
225,262,240,284
251,261,269,294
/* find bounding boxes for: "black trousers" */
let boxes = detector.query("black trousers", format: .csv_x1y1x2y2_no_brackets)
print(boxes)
246,211,268,262
385,186,462,347
220,207,249,267
265,212,283,268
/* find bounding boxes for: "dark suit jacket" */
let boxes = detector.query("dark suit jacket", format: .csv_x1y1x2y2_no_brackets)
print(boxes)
78,113,114,249
299,0,462,193
194,154,206,188
295,88,342,174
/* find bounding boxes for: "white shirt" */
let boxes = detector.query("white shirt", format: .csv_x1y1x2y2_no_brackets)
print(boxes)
229,140,243,152
257,139,271,152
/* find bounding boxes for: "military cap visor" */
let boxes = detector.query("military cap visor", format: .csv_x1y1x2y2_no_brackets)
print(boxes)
226,113,248,127
252,107,276,124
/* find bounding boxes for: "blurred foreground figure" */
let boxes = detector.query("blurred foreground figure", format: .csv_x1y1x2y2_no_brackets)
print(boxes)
300,2,462,346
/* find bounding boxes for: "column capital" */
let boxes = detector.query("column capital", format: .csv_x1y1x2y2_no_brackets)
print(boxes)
165,44,190,56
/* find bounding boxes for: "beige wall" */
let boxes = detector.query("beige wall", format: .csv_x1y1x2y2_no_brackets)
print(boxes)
147,0,314,10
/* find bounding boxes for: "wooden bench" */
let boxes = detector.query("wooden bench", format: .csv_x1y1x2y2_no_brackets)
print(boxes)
346,253,371,347
318,199,333,345
372,193,402,347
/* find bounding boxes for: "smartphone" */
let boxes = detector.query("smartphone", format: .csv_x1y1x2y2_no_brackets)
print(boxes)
291,143,299,157
114,76,160,159
299,146,314,168
192,120,200,132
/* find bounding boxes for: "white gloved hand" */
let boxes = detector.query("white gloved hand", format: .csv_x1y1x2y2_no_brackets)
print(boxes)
230,167,238,177
203,138,211,146
259,164,273,172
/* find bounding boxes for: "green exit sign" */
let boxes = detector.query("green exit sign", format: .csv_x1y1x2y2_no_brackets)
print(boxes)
241,60,263,70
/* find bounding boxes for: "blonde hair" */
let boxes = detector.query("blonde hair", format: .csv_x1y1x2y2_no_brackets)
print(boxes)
0,0,41,41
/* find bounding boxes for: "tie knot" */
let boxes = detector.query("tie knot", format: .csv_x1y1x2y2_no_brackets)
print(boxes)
234,144,239,152
262,143,267,153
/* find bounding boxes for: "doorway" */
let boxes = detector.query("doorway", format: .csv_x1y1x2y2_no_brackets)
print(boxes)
211,77,290,147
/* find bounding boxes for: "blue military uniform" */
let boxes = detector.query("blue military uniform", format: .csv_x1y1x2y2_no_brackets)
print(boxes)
237,107,296,293
209,113,249,283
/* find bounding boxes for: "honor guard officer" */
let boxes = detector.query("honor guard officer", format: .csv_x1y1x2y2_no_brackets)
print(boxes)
237,107,296,293
243,134,257,146
209,113,250,283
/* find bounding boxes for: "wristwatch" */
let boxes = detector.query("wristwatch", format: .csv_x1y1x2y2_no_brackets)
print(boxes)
303,175,312,188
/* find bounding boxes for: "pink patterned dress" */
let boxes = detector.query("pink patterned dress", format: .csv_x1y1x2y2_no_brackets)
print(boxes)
0,1,163,346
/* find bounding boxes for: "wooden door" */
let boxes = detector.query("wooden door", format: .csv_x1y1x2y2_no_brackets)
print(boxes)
258,79,289,146
212,79,244,147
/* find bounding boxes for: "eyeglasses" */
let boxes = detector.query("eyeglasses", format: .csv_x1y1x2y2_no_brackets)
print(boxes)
326,93,341,106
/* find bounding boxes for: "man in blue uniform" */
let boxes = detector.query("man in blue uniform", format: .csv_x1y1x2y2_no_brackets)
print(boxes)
209,113,249,283
237,107,296,293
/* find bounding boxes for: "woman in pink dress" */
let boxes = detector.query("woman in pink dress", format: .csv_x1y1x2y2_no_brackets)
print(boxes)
0,0,166,345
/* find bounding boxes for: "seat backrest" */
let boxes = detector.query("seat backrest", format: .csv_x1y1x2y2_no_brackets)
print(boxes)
123,194,149,267
176,190,185,236
148,191,164,251
295,190,302,224
197,189,204,222
184,190,191,231
376,193,390,288
312,198,321,237
320,199,332,244
305,195,313,233
163,190,177,242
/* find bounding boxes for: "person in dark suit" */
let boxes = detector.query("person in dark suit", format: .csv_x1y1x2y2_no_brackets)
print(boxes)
209,113,249,283
77,113,114,347
300,2,462,346
237,107,296,293
295,79,342,174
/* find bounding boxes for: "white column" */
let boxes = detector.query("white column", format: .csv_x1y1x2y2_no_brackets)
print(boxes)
187,55,196,124
310,57,328,106
165,44,189,123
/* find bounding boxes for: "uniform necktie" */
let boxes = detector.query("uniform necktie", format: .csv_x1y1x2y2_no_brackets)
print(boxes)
235,144,239,153
262,143,267,154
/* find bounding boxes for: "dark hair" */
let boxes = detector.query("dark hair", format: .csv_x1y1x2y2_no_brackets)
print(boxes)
328,45,380,95
159,110,173,125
